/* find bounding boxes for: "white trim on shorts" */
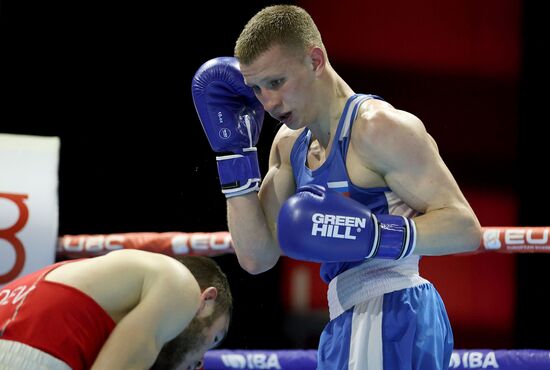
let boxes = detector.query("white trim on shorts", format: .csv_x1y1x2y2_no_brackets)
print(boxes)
0,339,72,370
349,297,384,370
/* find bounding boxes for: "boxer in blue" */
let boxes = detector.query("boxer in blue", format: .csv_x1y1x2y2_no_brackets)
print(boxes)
192,5,482,369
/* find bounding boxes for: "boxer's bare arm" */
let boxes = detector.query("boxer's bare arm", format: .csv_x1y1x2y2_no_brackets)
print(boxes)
227,125,297,274
349,104,482,255
47,250,201,370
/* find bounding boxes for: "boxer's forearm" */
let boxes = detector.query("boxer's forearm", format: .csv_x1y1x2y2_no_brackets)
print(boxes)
91,334,157,370
227,193,281,274
412,205,481,256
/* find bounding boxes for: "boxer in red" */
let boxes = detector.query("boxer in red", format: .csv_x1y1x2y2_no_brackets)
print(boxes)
0,249,232,370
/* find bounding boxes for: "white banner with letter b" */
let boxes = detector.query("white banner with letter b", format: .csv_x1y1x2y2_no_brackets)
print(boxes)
0,133,60,286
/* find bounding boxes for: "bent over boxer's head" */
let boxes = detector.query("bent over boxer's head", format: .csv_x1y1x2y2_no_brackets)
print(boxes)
151,256,232,370
234,4,325,65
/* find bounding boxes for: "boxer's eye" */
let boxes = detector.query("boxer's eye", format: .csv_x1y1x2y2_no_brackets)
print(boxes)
269,78,284,89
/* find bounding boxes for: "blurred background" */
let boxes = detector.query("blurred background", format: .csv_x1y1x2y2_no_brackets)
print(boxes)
1,0,548,351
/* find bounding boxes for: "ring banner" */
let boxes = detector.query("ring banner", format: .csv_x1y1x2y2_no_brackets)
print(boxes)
0,134,60,286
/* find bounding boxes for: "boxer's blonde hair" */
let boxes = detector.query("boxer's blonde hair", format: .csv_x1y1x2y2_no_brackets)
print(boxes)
235,5,325,65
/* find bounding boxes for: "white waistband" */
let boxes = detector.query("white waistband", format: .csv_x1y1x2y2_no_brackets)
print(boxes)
0,340,72,370
327,257,429,320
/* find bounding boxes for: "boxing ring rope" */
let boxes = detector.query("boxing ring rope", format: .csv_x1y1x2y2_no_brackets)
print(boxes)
57,231,234,259
202,349,550,370
56,227,550,259
53,226,550,369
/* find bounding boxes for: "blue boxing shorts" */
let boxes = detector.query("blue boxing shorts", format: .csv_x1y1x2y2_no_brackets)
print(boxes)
318,283,453,370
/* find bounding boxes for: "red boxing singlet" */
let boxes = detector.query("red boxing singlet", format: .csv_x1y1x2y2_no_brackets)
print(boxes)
0,260,116,370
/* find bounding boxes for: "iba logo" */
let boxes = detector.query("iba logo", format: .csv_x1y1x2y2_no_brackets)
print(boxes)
0,192,29,284
220,353,282,369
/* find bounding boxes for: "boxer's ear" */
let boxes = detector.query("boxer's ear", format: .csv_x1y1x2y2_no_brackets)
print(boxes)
202,287,218,301
197,287,218,317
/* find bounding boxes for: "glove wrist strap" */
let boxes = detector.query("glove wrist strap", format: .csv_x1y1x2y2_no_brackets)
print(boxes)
369,214,417,260
216,148,261,198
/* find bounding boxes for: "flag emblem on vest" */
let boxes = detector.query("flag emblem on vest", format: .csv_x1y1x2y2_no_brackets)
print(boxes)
327,181,349,197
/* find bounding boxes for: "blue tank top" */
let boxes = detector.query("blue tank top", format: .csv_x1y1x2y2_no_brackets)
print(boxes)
290,94,419,283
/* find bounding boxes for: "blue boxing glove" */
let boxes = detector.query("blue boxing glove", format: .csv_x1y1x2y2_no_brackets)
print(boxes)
192,57,265,197
277,185,416,263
